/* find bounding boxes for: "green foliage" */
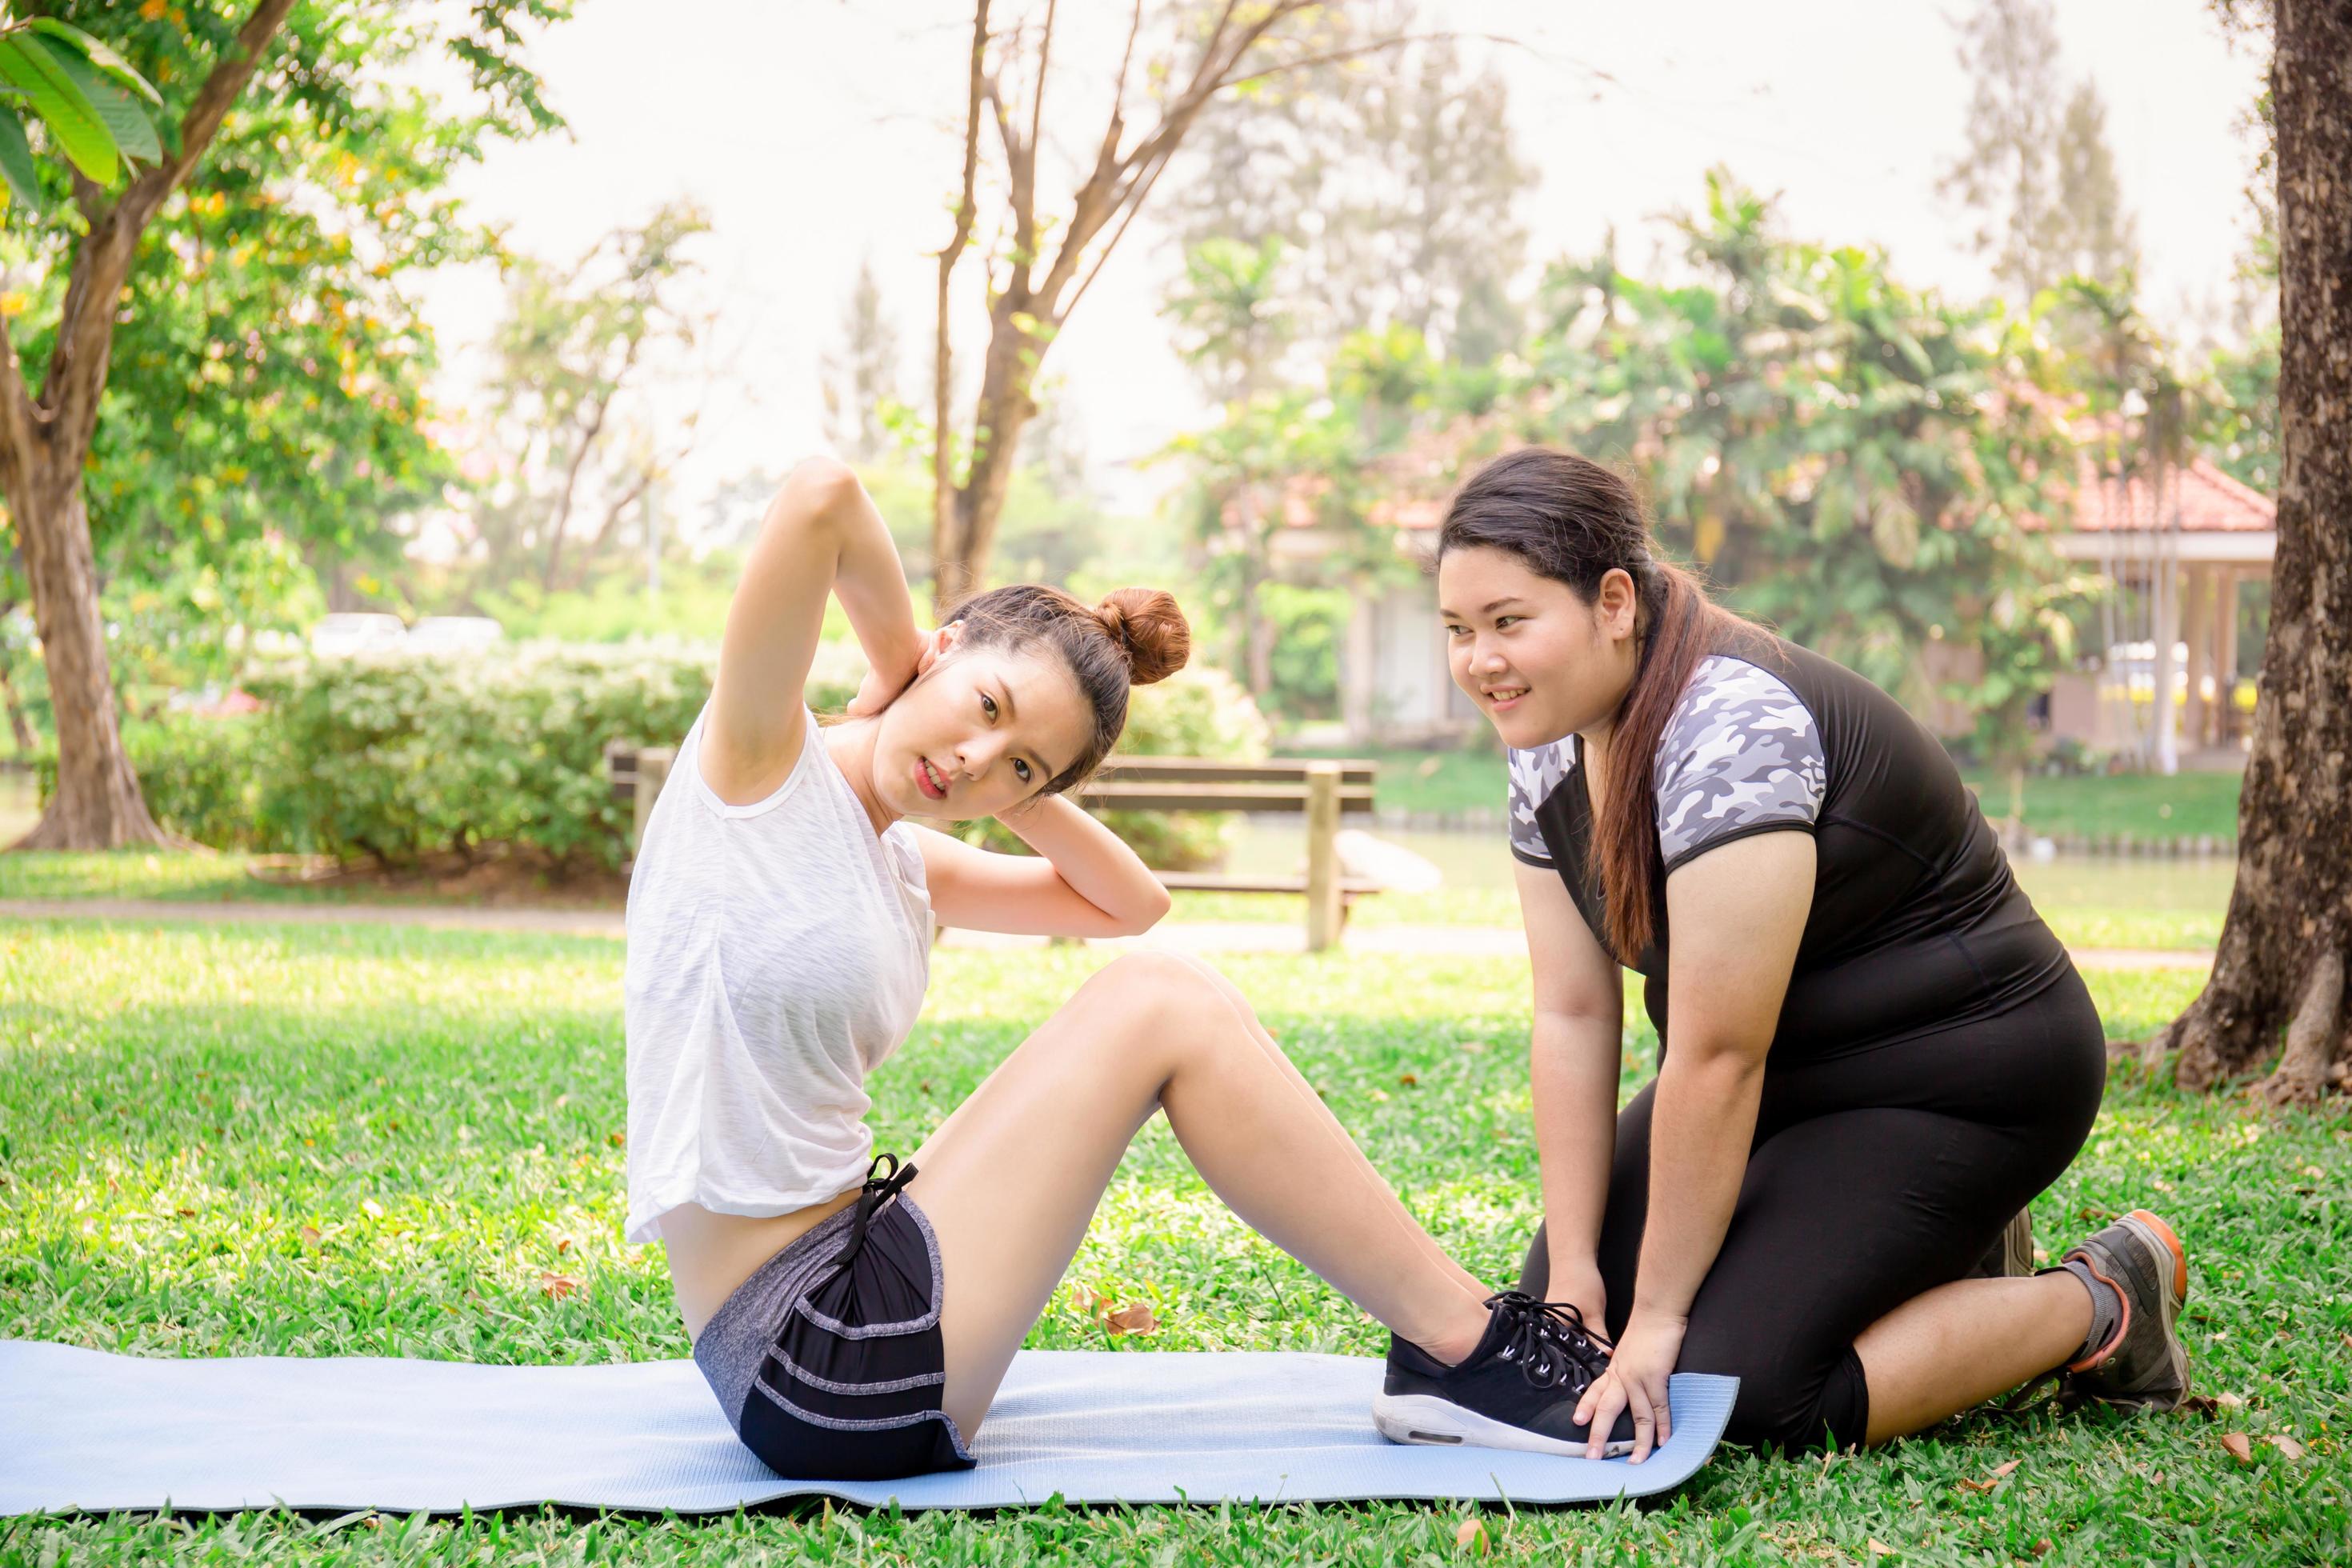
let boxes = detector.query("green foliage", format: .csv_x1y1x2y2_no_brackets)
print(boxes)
1511,172,2090,757
2,922,2342,1562
34,712,262,849
467,553,742,645
438,200,712,599
0,2,570,631
39,644,813,870
46,643,1265,874
2203,326,2281,493
1258,581,1349,722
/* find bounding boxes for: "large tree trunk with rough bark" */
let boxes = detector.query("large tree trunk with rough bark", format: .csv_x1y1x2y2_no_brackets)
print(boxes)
7,445,163,847
2146,0,2352,1102
0,0,297,850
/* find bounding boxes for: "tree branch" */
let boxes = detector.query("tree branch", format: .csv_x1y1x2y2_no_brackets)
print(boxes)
934,0,991,574
1026,0,1056,193
42,0,299,443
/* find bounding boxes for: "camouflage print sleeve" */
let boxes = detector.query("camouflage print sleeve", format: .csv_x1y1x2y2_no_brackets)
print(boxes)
1506,738,1577,865
1652,656,1826,872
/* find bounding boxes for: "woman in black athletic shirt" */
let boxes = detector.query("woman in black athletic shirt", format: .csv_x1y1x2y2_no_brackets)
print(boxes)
1430,448,2192,1460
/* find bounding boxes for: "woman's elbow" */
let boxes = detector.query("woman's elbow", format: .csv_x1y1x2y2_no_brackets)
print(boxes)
768,458,860,531
1117,881,1174,936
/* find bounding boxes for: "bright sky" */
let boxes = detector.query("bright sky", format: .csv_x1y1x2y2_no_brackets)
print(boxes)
418,0,2268,522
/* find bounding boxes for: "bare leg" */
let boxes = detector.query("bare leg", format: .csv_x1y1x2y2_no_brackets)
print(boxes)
906,950,1495,1438
1855,1271,2091,1442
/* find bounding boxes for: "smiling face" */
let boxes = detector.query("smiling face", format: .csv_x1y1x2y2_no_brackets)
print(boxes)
867,632,1098,819
1437,545,1643,750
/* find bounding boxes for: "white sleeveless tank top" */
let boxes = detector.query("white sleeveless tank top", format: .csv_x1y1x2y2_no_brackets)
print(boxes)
622,704,932,1245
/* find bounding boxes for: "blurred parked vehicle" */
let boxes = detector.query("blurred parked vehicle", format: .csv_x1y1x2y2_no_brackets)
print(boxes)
406,615,506,655
309,613,408,657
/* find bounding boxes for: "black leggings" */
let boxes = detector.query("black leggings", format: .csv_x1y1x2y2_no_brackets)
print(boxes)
1517,965,2108,1454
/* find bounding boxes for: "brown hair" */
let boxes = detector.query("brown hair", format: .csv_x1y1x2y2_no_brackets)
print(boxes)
1438,447,1764,961
942,583,1190,793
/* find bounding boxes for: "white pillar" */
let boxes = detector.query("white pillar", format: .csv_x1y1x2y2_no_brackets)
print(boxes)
2214,567,2239,744
2182,566,2212,751
2153,562,2181,776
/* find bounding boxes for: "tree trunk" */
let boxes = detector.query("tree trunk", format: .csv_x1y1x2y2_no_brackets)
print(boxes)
2147,0,2352,1102
1238,490,1274,698
9,450,165,848
0,666,32,754
933,315,1040,609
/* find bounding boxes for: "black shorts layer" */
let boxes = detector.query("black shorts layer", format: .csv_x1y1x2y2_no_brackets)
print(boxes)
1518,966,2108,1454
690,1166,974,1482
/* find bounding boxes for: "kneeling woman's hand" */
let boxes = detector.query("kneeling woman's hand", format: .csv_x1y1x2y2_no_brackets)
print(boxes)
1577,1306,1684,1462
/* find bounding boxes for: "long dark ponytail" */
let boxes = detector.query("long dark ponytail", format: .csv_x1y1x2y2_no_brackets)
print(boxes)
1438,447,1762,961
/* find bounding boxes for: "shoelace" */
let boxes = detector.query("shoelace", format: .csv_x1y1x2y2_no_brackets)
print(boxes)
828,1153,920,1271
1483,1291,1614,1390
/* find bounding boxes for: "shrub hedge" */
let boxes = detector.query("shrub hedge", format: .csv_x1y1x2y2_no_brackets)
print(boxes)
46,643,1268,872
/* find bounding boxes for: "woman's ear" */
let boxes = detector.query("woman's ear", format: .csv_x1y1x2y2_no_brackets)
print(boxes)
913,622,962,677
1597,568,1640,642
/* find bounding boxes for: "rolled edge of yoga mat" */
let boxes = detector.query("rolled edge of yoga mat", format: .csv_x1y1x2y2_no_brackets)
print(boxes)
0,1341,1738,1514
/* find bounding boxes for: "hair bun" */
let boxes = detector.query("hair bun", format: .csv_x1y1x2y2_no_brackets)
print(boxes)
1095,587,1190,686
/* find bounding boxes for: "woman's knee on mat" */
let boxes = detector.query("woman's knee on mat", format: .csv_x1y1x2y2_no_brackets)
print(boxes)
1683,1327,1869,1456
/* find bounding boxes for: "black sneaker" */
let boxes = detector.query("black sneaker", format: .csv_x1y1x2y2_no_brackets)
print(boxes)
2062,1209,2191,1410
1372,1293,1638,1458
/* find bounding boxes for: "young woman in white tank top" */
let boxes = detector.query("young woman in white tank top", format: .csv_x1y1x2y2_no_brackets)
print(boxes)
630,459,1635,1482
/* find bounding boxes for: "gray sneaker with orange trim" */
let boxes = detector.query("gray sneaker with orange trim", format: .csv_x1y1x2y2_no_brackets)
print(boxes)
2062,1209,2190,1410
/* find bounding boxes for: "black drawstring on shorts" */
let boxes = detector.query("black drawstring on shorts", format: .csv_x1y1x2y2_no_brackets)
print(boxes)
830,1153,919,1271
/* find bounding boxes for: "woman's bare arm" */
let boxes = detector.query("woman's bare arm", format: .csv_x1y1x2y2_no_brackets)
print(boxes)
703,458,924,805
910,795,1173,938
1518,861,1625,1327
1629,829,1814,1321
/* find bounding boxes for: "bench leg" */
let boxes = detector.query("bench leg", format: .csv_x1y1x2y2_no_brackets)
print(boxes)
1305,763,1342,953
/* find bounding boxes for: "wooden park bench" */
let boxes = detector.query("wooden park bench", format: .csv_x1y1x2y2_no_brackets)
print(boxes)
1074,756,1381,952
606,745,1380,952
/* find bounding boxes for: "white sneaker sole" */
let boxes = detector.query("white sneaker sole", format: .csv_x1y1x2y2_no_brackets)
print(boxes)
1371,1392,1636,1458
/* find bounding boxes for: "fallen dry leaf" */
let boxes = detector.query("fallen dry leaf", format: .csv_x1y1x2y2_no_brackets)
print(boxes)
299,1225,322,1245
607,1130,626,1146
2031,1541,2051,1558
1104,1302,1158,1337
174,1206,197,1218
1398,1073,1418,1087
1454,1517,1488,1554
2220,1432,2254,1464
2217,1391,2246,1409
555,1237,574,1254
539,1271,582,1299
1958,1458,2022,1494
1866,1539,1895,1558
1068,1285,1113,1317
2267,1434,2305,1460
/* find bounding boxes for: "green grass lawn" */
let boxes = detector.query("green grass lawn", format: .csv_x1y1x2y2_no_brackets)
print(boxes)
3,916,2345,1563
4,849,2229,955
1962,769,2244,844
1277,746,2244,845
1279,744,1510,818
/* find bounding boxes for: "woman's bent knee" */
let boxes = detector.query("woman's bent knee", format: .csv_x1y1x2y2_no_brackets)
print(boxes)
1068,950,1236,1039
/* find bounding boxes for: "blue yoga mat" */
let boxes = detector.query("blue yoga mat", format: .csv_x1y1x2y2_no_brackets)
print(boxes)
0,1340,1737,1514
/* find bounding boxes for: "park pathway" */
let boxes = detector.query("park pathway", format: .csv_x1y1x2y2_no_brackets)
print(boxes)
0,896,2216,971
